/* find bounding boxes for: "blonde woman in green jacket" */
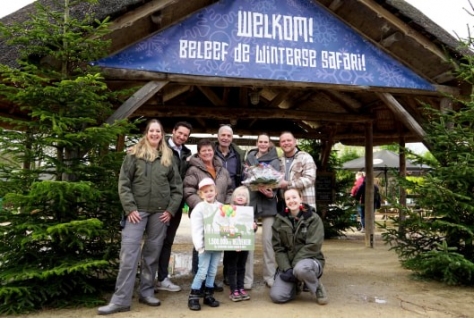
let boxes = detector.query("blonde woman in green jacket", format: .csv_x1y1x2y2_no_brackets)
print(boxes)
270,188,327,305
98,119,183,316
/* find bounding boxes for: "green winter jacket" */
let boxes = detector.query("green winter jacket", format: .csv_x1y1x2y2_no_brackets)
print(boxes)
272,203,325,272
118,153,183,216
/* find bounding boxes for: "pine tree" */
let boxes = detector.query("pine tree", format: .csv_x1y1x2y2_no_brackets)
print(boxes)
0,0,135,314
380,39,474,285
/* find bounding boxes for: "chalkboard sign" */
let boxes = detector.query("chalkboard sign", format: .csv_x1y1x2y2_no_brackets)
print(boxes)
316,172,335,203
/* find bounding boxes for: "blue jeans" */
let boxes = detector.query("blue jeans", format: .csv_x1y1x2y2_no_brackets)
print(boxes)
358,205,365,228
191,250,222,290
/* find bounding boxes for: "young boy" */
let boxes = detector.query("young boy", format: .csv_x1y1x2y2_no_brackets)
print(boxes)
188,178,222,311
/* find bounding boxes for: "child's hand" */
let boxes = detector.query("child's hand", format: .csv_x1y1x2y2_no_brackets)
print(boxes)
198,248,205,254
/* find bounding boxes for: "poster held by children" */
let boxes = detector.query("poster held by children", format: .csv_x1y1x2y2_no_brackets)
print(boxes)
203,204,255,251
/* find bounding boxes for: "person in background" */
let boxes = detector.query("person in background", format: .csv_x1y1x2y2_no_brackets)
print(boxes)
351,171,365,197
184,138,233,292
213,125,245,287
351,171,366,233
277,131,328,303
155,121,192,292
225,186,257,302
244,133,280,289
270,188,326,305
354,176,382,233
188,178,223,311
98,119,182,315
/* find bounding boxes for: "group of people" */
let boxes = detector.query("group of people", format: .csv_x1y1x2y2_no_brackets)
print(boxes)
97,120,328,315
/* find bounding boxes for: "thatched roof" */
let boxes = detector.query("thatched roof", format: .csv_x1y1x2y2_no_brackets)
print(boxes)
0,0,471,161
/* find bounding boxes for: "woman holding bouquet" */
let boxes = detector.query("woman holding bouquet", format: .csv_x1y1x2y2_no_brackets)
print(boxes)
243,133,281,289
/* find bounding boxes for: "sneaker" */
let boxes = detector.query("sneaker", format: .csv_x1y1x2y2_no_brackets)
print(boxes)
155,278,181,292
360,228,365,233
316,282,329,305
229,290,242,302
97,303,130,315
239,289,250,301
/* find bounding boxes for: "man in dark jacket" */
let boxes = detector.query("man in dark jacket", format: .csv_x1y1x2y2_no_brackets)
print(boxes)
155,121,192,292
214,125,245,189
214,125,245,289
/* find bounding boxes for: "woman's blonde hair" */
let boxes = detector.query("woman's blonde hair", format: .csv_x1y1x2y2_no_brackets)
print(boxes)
355,171,365,179
232,186,250,205
129,119,173,166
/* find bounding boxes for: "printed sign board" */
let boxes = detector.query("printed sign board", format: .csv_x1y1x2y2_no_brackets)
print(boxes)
204,204,255,251
316,172,335,203
94,0,435,91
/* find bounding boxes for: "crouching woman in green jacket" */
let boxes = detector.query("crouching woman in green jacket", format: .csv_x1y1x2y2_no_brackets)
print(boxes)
270,188,327,305
98,119,183,315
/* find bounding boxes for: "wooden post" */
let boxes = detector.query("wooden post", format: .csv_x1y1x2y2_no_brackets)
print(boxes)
398,139,407,236
364,122,375,248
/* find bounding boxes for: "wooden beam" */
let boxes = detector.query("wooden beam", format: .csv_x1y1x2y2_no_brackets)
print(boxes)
106,81,168,124
433,84,460,96
358,0,449,62
163,85,191,102
108,0,176,32
133,105,372,123
100,68,446,96
328,0,344,11
376,92,426,139
323,90,361,112
380,31,404,48
267,90,292,108
432,70,456,84
197,86,225,106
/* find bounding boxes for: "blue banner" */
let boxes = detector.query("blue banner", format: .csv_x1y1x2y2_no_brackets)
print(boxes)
93,0,435,91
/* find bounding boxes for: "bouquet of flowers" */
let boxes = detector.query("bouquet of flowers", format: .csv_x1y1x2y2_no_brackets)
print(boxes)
242,163,283,191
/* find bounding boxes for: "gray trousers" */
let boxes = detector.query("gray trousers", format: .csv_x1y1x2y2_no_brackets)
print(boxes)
245,216,276,286
269,258,323,303
111,211,167,307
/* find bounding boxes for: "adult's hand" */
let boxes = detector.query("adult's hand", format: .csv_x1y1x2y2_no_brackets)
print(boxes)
160,211,172,223
280,268,297,282
127,211,141,224
258,186,274,198
279,179,289,189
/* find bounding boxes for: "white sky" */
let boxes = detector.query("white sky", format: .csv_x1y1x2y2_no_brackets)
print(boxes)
1,0,472,37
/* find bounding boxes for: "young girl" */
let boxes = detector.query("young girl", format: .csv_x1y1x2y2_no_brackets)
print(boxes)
270,188,327,305
225,186,257,302
188,178,222,311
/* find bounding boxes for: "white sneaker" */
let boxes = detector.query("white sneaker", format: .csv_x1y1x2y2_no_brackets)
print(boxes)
155,277,181,292
360,228,365,233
